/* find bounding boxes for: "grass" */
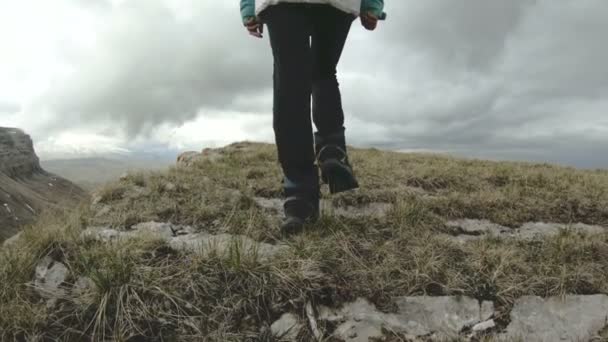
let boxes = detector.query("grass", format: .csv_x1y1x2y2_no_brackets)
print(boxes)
1,142,608,341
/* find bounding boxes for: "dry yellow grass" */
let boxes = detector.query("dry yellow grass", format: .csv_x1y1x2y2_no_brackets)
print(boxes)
1,142,607,340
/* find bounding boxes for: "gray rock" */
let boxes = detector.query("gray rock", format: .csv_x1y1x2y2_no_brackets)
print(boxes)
271,313,302,341
501,295,608,342
319,296,494,341
82,223,287,262
170,232,288,262
319,298,387,342
131,221,181,240
472,319,495,332
163,182,177,192
0,127,86,241
444,220,607,242
393,296,494,337
34,256,69,298
81,227,121,241
253,197,283,214
517,222,606,240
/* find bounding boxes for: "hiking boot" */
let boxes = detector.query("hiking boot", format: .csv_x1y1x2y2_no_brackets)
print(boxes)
314,128,359,194
280,166,320,236
281,195,320,236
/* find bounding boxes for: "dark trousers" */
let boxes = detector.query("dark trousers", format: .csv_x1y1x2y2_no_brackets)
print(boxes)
260,4,354,187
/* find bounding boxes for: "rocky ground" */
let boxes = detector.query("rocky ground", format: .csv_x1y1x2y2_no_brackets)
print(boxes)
1,142,608,341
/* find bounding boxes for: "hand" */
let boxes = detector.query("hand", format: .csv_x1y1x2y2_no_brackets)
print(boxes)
360,12,378,31
245,17,263,38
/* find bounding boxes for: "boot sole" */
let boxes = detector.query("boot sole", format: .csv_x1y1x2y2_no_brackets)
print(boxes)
320,159,360,194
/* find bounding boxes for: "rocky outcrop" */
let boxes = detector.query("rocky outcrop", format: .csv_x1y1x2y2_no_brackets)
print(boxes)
0,127,86,242
0,127,42,177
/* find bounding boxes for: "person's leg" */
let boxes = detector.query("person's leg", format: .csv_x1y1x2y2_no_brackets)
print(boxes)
261,4,320,234
310,5,354,136
262,4,315,174
310,6,358,194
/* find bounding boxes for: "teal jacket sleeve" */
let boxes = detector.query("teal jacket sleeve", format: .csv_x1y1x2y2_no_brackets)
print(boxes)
361,0,386,20
240,0,255,23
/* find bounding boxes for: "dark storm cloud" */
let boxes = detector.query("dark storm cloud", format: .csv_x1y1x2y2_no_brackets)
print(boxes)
338,0,608,167
39,1,272,136
380,0,537,70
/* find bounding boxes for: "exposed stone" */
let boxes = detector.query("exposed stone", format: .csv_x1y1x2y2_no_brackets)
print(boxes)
82,222,287,262
164,182,177,192
271,313,302,341
0,127,41,176
472,319,495,332
131,221,183,239
170,232,288,261
319,296,494,341
445,219,607,242
393,296,494,337
34,256,69,299
253,197,283,213
517,222,606,240
501,295,608,342
82,227,122,241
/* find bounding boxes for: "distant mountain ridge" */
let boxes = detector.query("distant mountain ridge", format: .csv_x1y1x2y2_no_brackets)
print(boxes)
0,127,86,241
42,155,174,190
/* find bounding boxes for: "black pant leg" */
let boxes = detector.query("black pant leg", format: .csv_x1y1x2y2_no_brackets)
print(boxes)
261,5,318,194
310,5,354,136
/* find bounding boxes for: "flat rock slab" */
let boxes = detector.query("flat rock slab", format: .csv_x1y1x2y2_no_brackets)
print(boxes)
394,296,494,337
445,219,607,242
169,232,288,261
82,222,288,262
34,256,69,298
319,296,493,341
501,295,608,342
517,222,606,239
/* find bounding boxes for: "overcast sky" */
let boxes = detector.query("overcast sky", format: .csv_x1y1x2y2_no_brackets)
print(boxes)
1,0,607,167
